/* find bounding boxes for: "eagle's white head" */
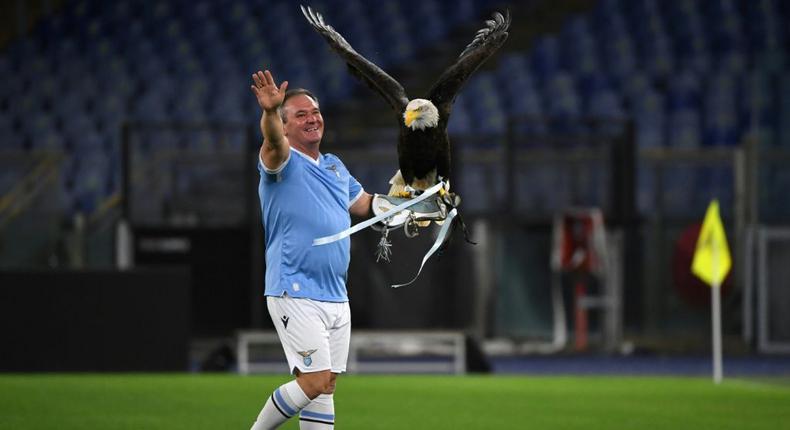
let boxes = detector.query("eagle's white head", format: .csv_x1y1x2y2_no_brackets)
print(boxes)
403,99,440,130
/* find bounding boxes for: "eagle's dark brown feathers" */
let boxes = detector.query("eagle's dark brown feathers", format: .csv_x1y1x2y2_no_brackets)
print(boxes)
301,5,510,190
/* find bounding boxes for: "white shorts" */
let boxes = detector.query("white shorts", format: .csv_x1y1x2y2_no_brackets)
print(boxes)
266,294,351,375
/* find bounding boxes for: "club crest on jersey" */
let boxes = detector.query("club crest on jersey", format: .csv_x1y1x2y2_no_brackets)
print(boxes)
325,164,340,179
298,349,318,367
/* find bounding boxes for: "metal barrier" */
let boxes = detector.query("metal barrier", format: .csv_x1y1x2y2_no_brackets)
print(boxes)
237,330,466,375
756,227,790,353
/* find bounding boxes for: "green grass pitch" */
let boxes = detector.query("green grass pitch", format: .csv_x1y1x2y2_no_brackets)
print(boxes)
1,374,789,429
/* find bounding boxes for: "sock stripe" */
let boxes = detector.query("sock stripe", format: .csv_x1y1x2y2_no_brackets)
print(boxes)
299,416,335,425
271,392,294,418
300,410,335,421
274,388,298,417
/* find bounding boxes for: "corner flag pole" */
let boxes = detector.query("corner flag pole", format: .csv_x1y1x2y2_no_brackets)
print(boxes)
691,200,731,385
711,247,723,384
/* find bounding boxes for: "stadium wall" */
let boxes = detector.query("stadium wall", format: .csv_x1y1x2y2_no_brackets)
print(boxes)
0,268,190,371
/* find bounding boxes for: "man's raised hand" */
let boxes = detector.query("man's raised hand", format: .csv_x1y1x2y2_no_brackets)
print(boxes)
251,70,289,112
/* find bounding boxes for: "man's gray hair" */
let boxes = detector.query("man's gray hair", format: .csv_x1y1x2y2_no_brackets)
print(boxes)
278,88,320,123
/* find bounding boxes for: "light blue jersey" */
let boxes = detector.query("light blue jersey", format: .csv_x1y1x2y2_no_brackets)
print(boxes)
258,147,363,302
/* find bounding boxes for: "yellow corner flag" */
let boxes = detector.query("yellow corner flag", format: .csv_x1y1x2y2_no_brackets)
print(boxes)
692,200,732,287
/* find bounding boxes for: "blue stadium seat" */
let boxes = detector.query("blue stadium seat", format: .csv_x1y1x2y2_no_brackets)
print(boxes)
0,116,21,150
102,1,137,24
745,0,785,54
779,73,790,148
93,56,138,100
208,83,246,123
0,57,12,78
70,132,104,154
664,1,710,73
530,36,561,83
19,57,52,82
622,72,651,103
214,130,247,152
3,132,27,151
560,16,600,77
134,128,181,154
92,92,127,125
0,114,13,135
632,90,665,149
111,16,146,52
410,0,445,44
466,73,506,135
171,95,208,123
4,0,788,221
497,53,529,79
702,73,738,146
577,74,611,105
666,108,701,149
28,129,66,152
641,34,675,79
716,51,747,75
544,72,581,121
6,39,39,66
666,69,701,111
53,89,95,120
130,92,169,122
447,101,472,136
755,50,786,75
61,112,99,145
702,0,744,57
442,0,476,27
587,90,625,119
597,27,636,83
180,129,217,152
737,70,778,146
369,5,414,64
0,73,26,108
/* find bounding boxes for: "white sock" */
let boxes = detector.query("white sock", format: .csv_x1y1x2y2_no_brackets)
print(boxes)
299,394,335,429
251,380,312,430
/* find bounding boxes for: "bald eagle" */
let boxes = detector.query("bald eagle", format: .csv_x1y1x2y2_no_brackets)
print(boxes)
301,5,510,197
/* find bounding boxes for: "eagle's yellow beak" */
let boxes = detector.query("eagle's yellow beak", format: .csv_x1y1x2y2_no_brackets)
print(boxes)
404,109,418,127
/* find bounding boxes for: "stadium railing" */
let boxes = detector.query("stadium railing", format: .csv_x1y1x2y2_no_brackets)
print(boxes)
237,330,467,375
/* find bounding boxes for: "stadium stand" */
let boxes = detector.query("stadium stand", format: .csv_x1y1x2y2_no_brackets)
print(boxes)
0,0,788,220
0,0,496,218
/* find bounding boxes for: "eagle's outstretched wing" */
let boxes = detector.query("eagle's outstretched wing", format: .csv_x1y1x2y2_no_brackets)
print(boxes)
301,5,409,113
427,10,511,119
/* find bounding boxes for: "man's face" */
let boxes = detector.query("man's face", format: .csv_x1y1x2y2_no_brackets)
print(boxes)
282,94,324,146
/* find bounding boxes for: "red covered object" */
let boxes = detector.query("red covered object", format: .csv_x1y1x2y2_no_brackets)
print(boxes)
672,223,733,308
551,208,608,275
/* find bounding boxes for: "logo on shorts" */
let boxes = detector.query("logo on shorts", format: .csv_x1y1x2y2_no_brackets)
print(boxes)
298,349,318,367
280,315,289,329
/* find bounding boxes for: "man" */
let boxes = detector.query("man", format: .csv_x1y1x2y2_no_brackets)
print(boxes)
248,69,373,430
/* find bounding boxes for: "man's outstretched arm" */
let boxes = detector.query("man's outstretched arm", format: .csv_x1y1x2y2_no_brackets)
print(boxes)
251,69,289,170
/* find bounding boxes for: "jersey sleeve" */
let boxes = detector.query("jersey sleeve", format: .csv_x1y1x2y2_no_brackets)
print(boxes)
258,147,292,182
348,173,363,208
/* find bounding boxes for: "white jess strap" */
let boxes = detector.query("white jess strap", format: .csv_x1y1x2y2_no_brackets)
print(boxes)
312,182,445,246
391,208,457,288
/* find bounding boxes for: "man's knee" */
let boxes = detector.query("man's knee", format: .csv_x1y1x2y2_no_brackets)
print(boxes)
296,370,336,398
326,373,337,393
